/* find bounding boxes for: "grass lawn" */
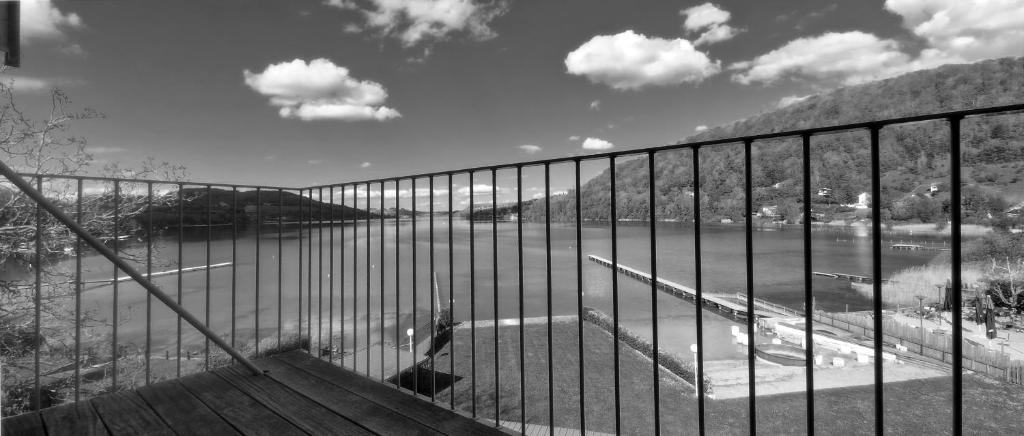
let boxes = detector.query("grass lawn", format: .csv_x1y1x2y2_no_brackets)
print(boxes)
424,318,1024,435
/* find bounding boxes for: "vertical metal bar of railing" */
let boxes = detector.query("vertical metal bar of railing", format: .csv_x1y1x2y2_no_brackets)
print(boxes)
341,185,348,367
298,189,304,350
516,165,526,435
469,174,476,414
33,175,41,411
278,189,284,349
329,186,335,363
412,179,419,390
352,186,358,369
365,183,371,376
692,148,706,435
949,115,964,435
545,163,555,436
648,152,661,436
430,176,437,401
177,184,184,376
75,179,84,396
380,181,386,379
232,187,239,355
317,187,324,357
256,187,263,356
801,133,815,435
869,125,884,435
743,139,756,434
395,180,401,385
491,168,499,423
112,181,120,390
310,188,316,355
609,157,622,435
144,182,152,385
574,159,585,434
448,174,455,410
205,185,212,370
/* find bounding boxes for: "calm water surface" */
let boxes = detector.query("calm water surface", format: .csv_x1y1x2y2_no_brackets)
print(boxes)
47,219,942,361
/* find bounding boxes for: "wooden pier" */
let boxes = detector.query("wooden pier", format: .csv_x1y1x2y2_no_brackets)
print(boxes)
812,271,879,284
587,255,791,320
891,243,949,251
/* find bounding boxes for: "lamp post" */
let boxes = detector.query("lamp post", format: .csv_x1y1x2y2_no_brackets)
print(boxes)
406,328,414,353
690,343,698,397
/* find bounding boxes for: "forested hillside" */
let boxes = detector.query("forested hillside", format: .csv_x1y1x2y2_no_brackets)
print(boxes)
144,188,374,228
522,57,1024,225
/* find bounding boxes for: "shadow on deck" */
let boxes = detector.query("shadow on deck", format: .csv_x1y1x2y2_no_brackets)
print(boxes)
1,350,508,435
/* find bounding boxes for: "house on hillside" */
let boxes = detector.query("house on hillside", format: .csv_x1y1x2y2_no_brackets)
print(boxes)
760,205,779,217
842,192,870,209
817,187,832,197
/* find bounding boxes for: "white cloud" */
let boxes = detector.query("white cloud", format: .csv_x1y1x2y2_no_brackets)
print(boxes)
730,31,924,86
582,137,614,150
732,1,1023,87
361,161,372,168
518,144,542,154
681,3,741,46
326,0,509,47
20,0,83,42
456,184,506,196
60,43,87,57
243,58,401,122
777,94,813,108
589,100,601,110
564,30,720,90
568,135,581,141
694,125,708,132
532,190,568,200
308,159,325,165
4,75,52,93
884,0,1024,62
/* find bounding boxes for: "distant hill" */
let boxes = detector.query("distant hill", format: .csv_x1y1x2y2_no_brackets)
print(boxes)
144,188,375,228
523,57,1024,226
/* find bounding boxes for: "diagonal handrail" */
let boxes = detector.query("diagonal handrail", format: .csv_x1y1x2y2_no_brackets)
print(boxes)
0,159,264,376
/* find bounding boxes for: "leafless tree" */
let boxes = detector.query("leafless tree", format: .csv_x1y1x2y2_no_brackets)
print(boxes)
1,73,185,414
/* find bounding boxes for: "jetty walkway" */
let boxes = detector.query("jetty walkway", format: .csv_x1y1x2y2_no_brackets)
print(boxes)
587,255,793,320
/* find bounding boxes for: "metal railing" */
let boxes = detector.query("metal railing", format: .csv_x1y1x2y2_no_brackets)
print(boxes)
3,103,1023,434
298,103,1024,435
0,167,303,415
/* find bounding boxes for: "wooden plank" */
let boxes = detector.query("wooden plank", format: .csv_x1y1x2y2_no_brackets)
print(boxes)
176,372,305,436
272,351,508,435
1,412,46,436
213,366,375,436
257,357,442,436
136,379,241,436
39,400,108,436
90,391,174,436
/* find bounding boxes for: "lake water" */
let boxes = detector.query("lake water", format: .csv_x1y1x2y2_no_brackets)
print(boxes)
35,219,943,362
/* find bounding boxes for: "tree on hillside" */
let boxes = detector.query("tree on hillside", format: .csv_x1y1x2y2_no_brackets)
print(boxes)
965,232,1024,311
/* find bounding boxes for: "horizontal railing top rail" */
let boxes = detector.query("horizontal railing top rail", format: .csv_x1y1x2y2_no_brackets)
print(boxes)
304,102,1024,189
10,173,302,191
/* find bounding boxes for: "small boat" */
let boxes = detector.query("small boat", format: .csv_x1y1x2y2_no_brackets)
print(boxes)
755,343,806,366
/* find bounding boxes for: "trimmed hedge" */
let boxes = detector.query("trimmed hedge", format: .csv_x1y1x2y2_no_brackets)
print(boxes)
582,307,713,396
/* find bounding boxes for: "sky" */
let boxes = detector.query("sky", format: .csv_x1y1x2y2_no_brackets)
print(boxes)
4,0,1024,206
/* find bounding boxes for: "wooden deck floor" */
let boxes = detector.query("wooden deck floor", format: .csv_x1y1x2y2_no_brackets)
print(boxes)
1,350,509,436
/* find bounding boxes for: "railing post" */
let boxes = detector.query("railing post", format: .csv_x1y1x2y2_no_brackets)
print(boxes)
949,114,964,435
801,133,815,435
869,124,884,435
